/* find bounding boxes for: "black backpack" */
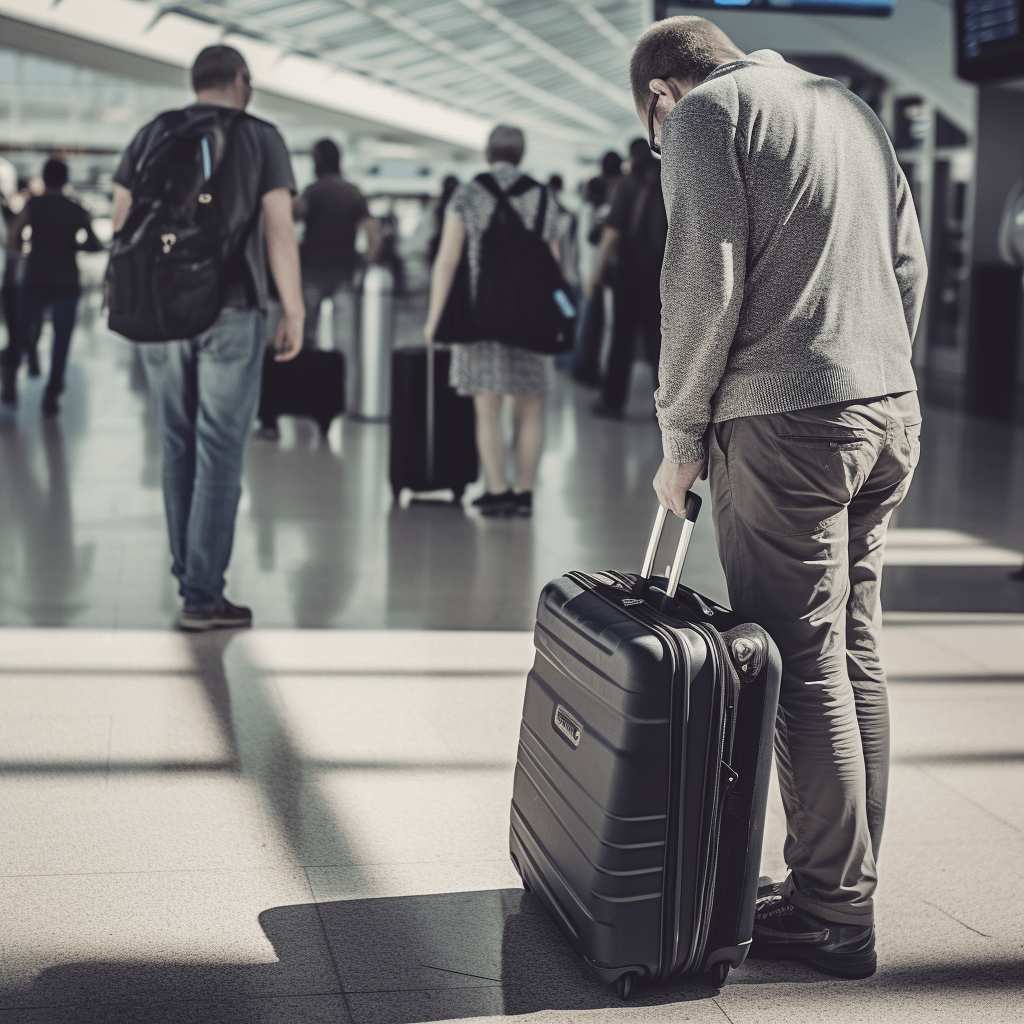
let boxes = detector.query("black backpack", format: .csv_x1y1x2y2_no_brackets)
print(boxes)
106,107,244,342
435,174,576,354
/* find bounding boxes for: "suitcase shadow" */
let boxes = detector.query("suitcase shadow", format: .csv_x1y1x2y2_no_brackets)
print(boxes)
305,887,721,1022
10,889,1022,1021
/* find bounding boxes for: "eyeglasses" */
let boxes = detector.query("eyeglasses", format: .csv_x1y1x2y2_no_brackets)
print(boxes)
647,92,661,156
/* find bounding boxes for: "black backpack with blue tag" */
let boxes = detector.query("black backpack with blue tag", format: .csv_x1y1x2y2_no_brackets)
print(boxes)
106,106,243,342
435,173,576,354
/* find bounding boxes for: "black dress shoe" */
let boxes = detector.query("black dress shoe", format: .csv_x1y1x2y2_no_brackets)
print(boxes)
749,895,876,978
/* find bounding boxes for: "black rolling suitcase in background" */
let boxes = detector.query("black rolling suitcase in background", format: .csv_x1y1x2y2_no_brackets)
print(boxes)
389,343,477,501
510,496,782,998
258,349,345,436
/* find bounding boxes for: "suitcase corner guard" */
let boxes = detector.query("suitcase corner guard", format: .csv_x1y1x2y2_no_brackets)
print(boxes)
582,957,648,987
705,940,751,971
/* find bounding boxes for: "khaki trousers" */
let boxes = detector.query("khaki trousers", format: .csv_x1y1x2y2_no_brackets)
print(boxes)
709,392,921,924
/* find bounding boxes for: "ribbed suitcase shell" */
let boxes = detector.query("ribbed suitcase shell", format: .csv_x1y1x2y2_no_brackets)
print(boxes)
510,569,781,995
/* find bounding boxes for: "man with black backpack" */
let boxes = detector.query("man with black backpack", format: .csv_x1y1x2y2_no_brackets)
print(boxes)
110,45,302,632
586,138,668,419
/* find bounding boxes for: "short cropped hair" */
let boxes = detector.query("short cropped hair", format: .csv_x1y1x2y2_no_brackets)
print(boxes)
486,125,525,166
312,139,342,176
191,45,248,93
42,158,69,189
629,16,743,109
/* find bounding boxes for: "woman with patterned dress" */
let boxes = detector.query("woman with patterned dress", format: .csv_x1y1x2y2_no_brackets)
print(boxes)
423,125,559,518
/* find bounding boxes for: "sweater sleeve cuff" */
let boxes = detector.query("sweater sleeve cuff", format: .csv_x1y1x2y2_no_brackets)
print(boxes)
661,433,707,465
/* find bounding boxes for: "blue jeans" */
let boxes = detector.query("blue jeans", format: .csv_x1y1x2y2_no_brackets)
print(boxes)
141,307,265,610
5,288,79,395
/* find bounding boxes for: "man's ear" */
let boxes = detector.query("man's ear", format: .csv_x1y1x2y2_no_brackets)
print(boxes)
649,78,672,99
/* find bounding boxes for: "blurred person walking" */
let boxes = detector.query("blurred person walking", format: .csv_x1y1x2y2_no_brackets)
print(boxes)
111,45,303,631
293,138,381,351
547,175,580,296
548,174,581,371
638,18,926,977
423,125,560,518
1,159,102,414
587,138,667,418
0,180,25,377
572,151,622,386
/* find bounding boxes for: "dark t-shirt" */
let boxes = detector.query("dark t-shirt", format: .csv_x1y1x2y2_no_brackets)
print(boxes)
606,164,668,282
298,175,369,275
113,105,296,309
23,192,100,299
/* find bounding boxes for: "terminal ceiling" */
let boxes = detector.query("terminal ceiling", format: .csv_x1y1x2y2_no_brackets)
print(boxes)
0,0,974,154
153,0,647,144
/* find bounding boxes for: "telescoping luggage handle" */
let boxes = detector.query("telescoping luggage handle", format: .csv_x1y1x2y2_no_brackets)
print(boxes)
638,492,702,600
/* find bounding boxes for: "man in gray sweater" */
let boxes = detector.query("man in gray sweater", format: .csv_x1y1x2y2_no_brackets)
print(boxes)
635,17,926,978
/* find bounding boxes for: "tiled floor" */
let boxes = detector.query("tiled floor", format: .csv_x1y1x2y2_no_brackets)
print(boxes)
1,298,1023,1022
1,626,1021,1023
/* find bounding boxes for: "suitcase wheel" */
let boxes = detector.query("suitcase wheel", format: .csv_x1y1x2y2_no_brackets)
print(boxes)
615,972,638,1001
708,961,729,987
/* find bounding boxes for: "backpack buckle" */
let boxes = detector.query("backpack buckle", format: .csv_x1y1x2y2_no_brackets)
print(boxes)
160,233,176,254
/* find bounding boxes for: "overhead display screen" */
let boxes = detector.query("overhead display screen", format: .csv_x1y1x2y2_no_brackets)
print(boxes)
956,0,1024,81
656,0,893,14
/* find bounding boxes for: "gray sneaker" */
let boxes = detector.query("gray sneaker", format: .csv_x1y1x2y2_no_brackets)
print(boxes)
177,599,252,632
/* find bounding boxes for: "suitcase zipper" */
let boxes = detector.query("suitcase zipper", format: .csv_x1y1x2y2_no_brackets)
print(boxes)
566,571,735,979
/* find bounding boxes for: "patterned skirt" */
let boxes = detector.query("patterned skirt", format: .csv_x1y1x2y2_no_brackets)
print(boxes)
447,340,554,397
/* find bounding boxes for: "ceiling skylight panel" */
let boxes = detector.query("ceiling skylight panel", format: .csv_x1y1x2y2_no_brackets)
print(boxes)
294,10,370,36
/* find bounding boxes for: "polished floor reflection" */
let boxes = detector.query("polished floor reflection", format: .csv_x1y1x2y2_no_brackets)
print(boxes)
2,294,1024,629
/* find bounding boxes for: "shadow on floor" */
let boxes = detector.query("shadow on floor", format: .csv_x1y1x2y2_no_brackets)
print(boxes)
1,890,718,1023
5,888,1024,1022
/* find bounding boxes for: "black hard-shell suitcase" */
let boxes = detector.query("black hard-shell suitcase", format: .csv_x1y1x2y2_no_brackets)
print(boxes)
389,344,477,501
509,496,782,998
258,349,345,436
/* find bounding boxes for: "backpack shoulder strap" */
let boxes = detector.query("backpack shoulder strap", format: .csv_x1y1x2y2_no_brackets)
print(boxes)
507,174,540,197
475,172,504,201
506,176,546,236
476,173,546,236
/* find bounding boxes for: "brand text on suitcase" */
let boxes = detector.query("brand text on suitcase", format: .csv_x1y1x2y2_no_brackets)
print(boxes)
554,705,582,747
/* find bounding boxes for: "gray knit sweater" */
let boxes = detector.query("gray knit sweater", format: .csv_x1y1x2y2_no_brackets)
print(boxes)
656,50,927,464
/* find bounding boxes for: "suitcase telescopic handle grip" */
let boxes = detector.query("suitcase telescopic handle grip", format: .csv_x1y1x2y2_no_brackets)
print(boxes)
639,493,702,599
